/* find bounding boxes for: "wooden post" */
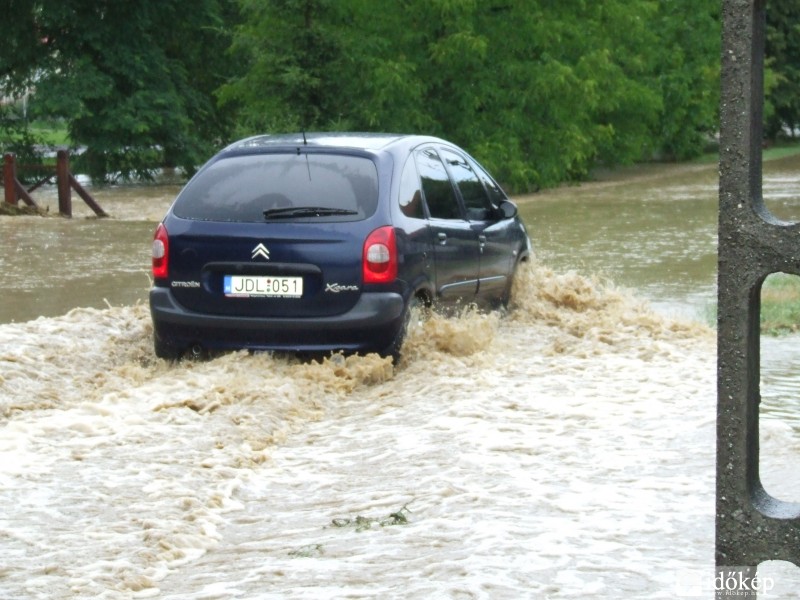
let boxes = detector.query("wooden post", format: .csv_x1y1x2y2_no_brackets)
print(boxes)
56,150,72,217
14,179,37,207
69,174,108,218
4,153,18,206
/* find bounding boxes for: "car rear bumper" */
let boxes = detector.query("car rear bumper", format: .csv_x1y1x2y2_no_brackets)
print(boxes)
149,286,406,354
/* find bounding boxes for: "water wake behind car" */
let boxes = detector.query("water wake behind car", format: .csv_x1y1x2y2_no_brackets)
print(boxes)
2,263,792,598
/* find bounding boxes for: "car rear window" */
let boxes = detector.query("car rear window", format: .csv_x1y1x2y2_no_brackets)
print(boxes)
172,153,379,222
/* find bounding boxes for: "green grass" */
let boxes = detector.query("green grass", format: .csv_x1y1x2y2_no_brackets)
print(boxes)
692,141,800,165
763,142,800,161
761,273,800,335
28,120,70,147
698,143,800,333
703,274,800,335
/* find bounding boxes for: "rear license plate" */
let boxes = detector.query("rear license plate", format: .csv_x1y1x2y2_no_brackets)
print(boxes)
223,275,303,298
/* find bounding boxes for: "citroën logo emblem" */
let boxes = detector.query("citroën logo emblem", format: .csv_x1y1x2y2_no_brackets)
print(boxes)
251,243,270,260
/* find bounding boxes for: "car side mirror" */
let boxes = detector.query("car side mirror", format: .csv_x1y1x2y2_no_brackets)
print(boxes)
496,200,518,219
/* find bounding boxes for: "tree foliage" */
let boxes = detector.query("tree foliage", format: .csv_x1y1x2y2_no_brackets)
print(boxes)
653,0,720,160
221,0,720,190
765,0,800,140
0,0,731,189
0,0,238,180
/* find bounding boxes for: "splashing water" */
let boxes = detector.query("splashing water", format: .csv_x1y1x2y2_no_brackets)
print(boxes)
1,262,787,599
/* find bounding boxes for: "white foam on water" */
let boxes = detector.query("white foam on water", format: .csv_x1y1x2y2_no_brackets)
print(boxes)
1,264,796,598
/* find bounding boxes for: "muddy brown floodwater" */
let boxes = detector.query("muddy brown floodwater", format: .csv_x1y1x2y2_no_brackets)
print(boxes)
1,159,799,598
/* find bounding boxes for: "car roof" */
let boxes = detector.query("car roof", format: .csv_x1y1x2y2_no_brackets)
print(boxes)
224,132,444,153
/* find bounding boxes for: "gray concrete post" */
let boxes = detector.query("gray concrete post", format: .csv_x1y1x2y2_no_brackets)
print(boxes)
717,0,800,594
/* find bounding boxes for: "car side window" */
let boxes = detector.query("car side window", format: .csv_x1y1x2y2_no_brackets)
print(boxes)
440,148,492,221
469,158,508,209
398,155,425,219
414,147,462,220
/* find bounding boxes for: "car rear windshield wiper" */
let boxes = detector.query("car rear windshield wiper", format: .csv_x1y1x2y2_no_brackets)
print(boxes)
263,206,359,219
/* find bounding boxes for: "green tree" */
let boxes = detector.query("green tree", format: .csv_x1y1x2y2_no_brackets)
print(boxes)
3,0,726,187
219,0,347,133
465,0,664,188
765,0,800,140
0,0,238,180
652,0,720,160
223,0,726,191
223,0,675,190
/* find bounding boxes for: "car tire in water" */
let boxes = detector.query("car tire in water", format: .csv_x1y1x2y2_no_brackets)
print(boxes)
382,293,428,362
154,337,182,361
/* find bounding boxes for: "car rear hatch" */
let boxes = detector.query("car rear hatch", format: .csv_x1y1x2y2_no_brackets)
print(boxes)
167,221,366,317
164,150,380,318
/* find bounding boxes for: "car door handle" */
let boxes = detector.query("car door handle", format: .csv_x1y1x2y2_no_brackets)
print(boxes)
438,232,447,245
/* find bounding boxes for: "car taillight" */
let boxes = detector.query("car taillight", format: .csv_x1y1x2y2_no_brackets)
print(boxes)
363,226,397,284
152,223,169,279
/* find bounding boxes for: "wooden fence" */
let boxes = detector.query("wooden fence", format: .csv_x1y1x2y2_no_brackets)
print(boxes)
2,151,107,217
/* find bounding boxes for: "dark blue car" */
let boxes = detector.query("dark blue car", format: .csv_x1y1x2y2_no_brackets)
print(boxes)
149,133,531,360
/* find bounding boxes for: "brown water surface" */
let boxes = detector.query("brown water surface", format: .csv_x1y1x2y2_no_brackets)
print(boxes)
3,162,720,323
0,182,178,323
519,155,800,502
518,161,720,320
2,159,800,596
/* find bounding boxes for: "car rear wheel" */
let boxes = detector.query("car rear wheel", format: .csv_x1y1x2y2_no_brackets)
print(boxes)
381,293,428,362
154,336,182,361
